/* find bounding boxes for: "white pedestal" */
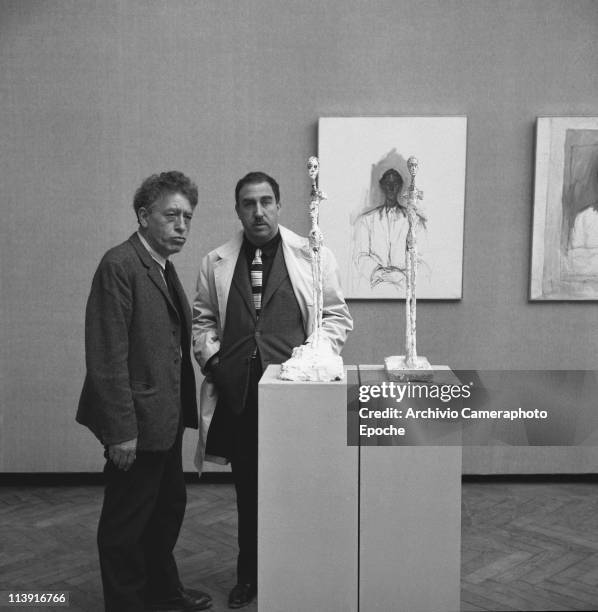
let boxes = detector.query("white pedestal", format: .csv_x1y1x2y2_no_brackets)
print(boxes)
258,364,461,612
360,446,461,612
258,365,358,612
359,365,462,612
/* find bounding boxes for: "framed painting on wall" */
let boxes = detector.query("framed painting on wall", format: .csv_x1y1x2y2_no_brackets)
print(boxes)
317,116,467,300
530,117,598,300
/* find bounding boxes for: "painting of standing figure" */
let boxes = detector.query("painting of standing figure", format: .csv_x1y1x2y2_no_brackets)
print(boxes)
318,116,467,299
353,166,427,292
531,117,598,300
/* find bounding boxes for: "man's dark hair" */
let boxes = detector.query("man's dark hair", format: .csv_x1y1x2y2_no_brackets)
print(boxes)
133,171,198,220
235,171,280,205
379,168,403,189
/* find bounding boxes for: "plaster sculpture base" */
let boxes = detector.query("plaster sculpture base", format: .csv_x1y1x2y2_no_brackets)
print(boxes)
385,354,433,381
279,340,344,381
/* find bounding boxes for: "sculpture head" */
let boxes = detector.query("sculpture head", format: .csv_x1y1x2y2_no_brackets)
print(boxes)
407,156,419,178
307,156,320,181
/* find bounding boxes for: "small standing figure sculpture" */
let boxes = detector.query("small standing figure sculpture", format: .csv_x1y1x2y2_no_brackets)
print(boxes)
279,156,344,381
307,156,326,348
403,156,424,368
385,156,432,380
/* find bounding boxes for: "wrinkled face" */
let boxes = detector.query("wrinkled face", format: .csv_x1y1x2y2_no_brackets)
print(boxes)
236,181,281,246
138,192,194,258
380,172,402,201
307,156,320,180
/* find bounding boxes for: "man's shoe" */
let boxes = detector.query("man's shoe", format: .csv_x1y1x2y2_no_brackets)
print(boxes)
228,583,256,609
147,587,212,611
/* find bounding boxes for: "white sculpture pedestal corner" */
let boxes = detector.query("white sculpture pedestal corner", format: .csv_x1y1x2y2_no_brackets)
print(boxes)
258,364,358,612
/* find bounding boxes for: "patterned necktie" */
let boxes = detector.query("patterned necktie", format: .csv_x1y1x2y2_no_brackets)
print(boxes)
250,248,263,317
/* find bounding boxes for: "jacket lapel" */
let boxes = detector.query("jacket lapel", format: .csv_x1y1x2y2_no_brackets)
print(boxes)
167,264,192,332
128,233,178,317
214,233,244,327
230,250,256,320
279,226,313,334
261,243,288,311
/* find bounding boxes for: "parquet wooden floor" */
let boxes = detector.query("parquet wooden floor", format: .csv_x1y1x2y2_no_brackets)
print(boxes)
461,479,598,611
0,480,248,612
0,477,596,611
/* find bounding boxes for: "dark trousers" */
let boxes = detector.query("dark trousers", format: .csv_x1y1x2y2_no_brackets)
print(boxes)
230,357,260,585
97,428,186,611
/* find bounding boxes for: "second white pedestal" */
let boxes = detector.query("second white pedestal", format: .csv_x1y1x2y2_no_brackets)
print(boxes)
359,365,462,612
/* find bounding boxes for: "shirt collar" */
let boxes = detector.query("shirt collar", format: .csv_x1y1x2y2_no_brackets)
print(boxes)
243,230,281,258
137,231,167,270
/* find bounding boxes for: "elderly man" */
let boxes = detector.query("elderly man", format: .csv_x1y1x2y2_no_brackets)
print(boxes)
77,171,211,611
192,171,352,608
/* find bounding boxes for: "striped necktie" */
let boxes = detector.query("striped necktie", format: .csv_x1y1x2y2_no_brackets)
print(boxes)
250,248,263,316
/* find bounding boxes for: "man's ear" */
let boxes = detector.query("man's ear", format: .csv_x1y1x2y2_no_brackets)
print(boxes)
137,207,149,228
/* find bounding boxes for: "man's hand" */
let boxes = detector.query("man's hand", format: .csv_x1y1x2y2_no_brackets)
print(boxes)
204,353,220,383
108,438,137,471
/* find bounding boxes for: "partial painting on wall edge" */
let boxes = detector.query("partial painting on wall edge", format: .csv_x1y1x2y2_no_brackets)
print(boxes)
530,117,598,300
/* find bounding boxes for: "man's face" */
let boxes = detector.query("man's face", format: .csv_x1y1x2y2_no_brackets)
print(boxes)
236,181,280,245
381,173,402,200
138,192,194,258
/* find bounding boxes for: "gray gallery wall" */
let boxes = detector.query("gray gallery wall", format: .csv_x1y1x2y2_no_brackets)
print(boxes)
1,0,597,472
